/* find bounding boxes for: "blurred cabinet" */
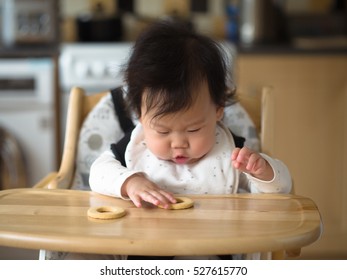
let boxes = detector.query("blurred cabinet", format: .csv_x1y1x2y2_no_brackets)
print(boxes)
235,53,347,259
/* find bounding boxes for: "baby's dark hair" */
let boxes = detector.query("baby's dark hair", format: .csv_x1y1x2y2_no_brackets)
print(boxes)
124,20,236,118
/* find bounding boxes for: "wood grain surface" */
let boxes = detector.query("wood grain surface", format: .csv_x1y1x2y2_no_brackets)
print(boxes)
0,188,322,256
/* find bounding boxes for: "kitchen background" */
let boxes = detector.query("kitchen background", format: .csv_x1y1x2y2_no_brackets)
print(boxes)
0,0,346,260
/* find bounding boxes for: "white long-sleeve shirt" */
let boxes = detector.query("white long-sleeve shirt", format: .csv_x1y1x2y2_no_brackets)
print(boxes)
89,122,292,198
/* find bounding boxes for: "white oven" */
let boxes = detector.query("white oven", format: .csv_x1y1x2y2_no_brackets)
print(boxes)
59,43,133,145
0,58,56,187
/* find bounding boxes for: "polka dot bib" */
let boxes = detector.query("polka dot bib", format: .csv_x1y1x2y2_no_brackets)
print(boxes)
125,122,238,195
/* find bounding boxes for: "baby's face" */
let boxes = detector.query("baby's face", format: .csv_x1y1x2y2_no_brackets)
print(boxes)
140,82,223,164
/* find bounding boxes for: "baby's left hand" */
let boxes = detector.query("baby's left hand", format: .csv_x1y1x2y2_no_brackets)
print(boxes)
231,147,274,181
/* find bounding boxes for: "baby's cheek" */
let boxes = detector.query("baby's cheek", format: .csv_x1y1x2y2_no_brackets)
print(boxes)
192,137,214,157
147,139,169,158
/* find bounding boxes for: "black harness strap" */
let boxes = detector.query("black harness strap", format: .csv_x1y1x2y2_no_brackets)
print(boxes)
110,87,135,134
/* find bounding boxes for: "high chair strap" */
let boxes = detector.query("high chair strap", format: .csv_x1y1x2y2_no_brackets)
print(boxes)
110,87,135,134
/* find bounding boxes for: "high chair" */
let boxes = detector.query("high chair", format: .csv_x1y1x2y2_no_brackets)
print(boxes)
33,86,299,259
33,87,109,189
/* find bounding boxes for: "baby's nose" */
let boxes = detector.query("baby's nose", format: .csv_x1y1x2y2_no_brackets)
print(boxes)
171,134,189,149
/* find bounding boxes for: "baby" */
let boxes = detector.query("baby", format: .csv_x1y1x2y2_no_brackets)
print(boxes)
89,20,292,209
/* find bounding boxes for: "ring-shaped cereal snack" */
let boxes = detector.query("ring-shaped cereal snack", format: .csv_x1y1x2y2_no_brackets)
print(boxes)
159,196,194,210
87,206,126,220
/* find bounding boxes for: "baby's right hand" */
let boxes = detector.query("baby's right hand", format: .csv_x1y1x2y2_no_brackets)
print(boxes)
121,174,176,209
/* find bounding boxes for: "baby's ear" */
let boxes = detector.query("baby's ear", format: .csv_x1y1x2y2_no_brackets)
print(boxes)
216,106,224,121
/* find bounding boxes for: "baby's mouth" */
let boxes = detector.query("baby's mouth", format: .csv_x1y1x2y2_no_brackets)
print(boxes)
173,156,189,164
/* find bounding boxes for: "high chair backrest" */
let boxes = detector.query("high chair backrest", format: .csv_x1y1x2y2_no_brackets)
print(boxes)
62,87,111,189
34,87,108,189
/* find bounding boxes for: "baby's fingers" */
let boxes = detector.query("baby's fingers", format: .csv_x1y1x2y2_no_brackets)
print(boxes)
151,190,178,209
135,190,175,209
245,155,258,174
246,153,259,170
159,190,177,205
129,192,160,208
231,147,250,168
231,148,241,161
129,193,144,208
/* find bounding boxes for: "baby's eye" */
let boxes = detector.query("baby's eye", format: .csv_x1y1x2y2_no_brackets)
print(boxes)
157,130,169,135
187,128,201,133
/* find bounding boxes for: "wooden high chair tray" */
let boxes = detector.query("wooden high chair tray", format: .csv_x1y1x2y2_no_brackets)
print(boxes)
0,188,322,257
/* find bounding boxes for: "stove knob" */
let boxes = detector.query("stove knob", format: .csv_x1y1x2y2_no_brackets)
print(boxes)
91,61,106,78
74,61,90,78
106,61,121,77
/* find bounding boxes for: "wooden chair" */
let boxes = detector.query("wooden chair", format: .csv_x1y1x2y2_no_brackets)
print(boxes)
33,87,108,189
